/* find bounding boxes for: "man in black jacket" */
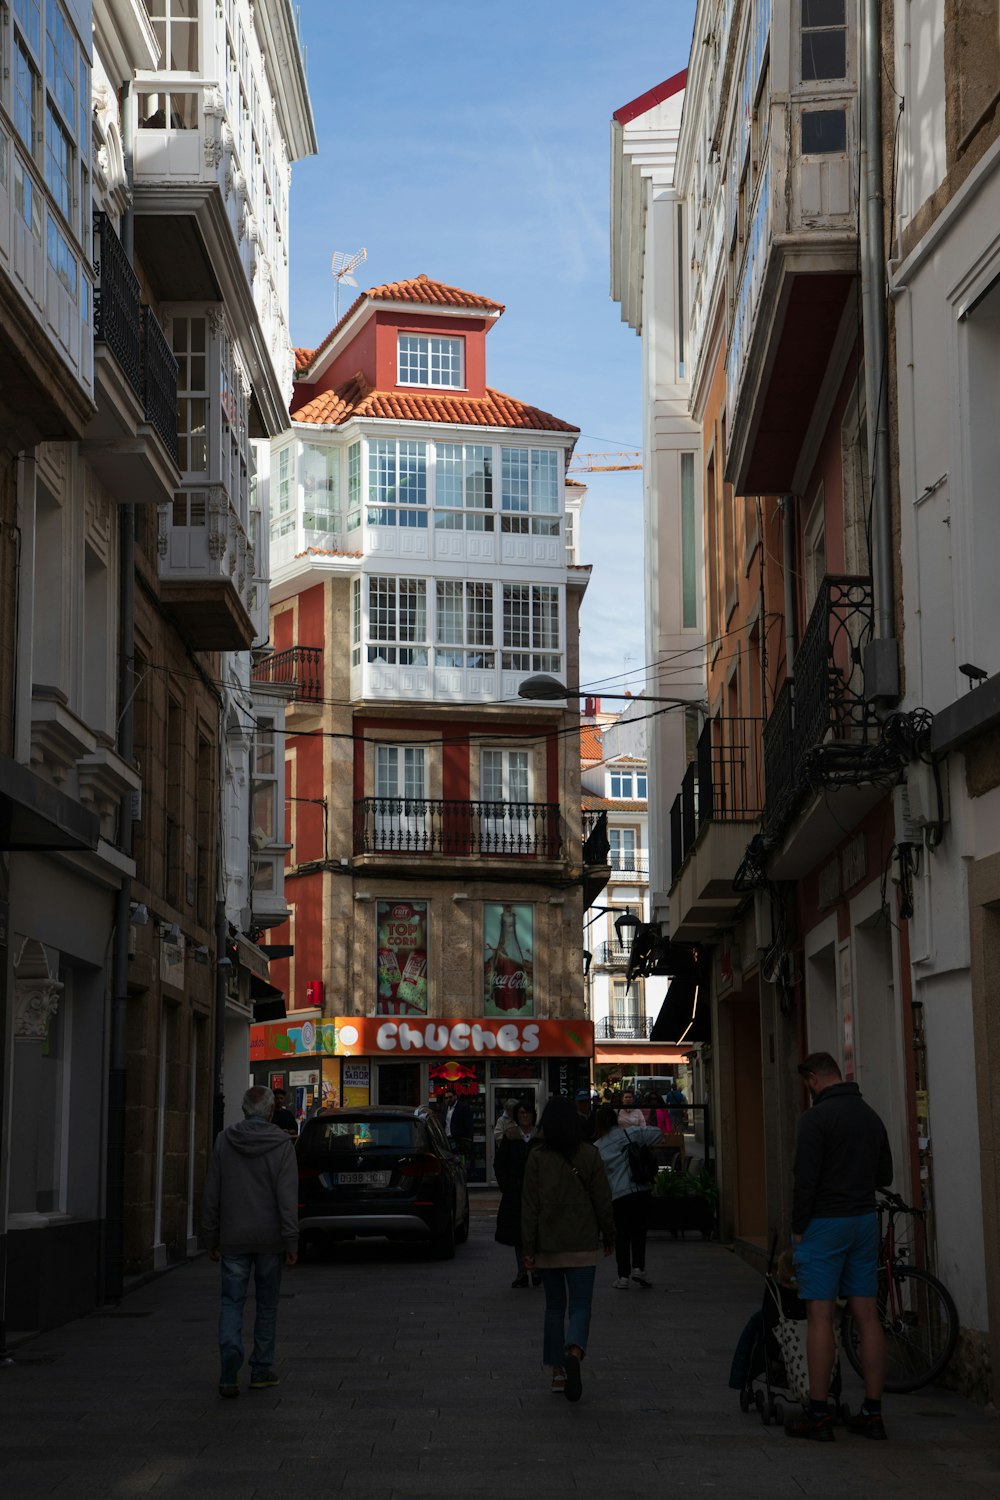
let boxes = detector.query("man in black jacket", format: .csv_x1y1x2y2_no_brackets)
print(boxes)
785,1053,893,1443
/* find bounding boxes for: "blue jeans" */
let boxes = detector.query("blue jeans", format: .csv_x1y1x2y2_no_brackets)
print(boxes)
538,1267,596,1366
219,1253,283,1381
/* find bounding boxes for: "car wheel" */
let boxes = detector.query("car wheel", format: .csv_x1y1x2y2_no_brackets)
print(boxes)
431,1212,456,1260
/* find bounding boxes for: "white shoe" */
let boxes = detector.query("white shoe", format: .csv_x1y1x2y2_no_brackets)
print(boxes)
631,1268,652,1287
613,1275,630,1289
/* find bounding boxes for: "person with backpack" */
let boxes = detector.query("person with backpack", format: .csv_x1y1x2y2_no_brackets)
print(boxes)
521,1096,615,1400
594,1102,664,1289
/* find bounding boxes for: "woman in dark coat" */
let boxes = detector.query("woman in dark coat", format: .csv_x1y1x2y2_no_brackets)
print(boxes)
494,1101,539,1287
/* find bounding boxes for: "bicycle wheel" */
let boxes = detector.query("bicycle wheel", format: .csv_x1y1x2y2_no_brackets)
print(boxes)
840,1265,959,1393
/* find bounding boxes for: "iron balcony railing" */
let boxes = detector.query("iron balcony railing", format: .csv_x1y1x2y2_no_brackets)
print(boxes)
353,798,561,859
598,941,631,967
609,856,648,878
595,1014,653,1041
670,716,764,877
251,646,323,703
93,211,143,399
763,576,875,830
142,305,178,460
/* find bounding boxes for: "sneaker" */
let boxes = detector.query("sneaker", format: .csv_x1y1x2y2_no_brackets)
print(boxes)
511,1274,529,1288
613,1275,630,1289
531,1273,542,1287
846,1408,887,1440
249,1369,280,1390
631,1268,652,1288
563,1350,583,1402
218,1383,239,1399
550,1367,566,1393
785,1410,835,1442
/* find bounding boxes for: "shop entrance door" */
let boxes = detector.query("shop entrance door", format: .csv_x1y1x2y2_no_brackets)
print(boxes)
487,1081,541,1184
376,1061,422,1106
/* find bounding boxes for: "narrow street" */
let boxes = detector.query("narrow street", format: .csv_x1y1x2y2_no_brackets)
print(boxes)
3,1202,998,1498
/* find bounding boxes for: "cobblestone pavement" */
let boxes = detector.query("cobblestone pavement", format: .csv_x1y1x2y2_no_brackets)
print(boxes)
2,1196,999,1498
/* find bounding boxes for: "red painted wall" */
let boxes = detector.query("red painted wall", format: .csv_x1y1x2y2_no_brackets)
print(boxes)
296,581,325,651
272,605,293,652
292,733,326,864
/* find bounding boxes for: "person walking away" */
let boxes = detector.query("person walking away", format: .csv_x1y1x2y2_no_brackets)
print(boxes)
521,1096,614,1401
664,1082,688,1133
593,1103,663,1289
784,1052,893,1442
574,1088,597,1141
616,1089,646,1128
442,1088,474,1165
495,1102,541,1287
202,1085,299,1397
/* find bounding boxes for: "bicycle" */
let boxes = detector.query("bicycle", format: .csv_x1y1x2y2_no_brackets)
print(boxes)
840,1189,959,1392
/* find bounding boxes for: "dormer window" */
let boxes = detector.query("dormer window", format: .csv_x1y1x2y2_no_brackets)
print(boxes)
398,334,463,388
609,770,647,800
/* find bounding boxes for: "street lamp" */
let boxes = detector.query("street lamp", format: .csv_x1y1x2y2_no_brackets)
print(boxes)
518,674,707,711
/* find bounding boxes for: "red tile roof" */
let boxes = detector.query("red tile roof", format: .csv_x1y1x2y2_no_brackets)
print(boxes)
582,795,647,812
295,275,505,379
292,373,579,433
293,547,363,559
580,724,604,762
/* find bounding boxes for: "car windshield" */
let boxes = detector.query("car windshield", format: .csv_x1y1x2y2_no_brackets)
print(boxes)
299,1118,422,1164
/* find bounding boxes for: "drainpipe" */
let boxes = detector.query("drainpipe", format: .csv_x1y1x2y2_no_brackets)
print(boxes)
781,495,798,676
103,82,136,1304
213,900,229,1141
860,0,899,699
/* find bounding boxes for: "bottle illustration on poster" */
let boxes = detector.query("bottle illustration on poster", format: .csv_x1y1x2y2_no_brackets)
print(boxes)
484,902,534,1016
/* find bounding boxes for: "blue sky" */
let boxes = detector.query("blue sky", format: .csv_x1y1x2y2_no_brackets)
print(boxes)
289,1,698,694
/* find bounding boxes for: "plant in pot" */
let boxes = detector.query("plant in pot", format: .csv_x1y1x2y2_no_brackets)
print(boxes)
649,1166,718,1237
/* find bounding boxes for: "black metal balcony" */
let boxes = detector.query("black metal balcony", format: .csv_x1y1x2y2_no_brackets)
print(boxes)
251,646,323,702
141,305,178,460
353,798,561,858
93,211,142,399
763,576,875,830
598,941,631,966
670,717,764,877
595,1014,653,1040
609,856,648,878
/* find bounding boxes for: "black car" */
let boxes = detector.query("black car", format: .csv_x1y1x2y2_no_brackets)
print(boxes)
295,1105,470,1259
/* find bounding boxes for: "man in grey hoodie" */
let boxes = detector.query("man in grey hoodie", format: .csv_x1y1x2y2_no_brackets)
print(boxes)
202,1085,299,1397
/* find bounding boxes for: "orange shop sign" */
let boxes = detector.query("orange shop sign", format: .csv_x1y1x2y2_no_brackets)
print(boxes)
332,1016,593,1058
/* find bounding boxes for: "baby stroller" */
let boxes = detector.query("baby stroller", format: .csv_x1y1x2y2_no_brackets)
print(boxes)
729,1270,847,1427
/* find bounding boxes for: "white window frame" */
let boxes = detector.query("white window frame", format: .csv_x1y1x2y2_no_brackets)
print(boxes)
435,580,495,669
433,441,494,530
500,447,561,536
397,333,464,389
367,575,428,665
368,438,427,528
374,744,428,848
501,583,561,673
480,747,531,851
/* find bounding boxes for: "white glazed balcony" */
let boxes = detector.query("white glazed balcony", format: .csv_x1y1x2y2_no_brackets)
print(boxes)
157,486,257,650
131,80,292,428
0,140,95,436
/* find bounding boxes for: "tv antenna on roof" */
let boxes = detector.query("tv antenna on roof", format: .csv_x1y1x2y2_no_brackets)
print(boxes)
332,247,367,321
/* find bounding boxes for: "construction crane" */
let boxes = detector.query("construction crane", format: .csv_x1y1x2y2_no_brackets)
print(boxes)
567,450,642,473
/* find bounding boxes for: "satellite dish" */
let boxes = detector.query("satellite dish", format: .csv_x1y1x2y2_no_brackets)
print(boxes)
332,247,367,318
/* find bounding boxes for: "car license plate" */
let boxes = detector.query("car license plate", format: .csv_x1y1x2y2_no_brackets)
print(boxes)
334,1170,390,1186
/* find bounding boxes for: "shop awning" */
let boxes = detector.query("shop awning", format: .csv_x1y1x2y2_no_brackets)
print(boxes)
594,1048,686,1065
0,753,100,852
649,972,710,1045
235,932,271,981
251,975,286,1023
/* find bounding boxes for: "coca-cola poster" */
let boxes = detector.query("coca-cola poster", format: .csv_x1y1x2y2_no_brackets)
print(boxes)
376,900,429,1015
484,903,534,1017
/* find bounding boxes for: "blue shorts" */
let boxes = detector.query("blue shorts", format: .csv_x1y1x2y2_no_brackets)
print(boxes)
793,1213,879,1301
